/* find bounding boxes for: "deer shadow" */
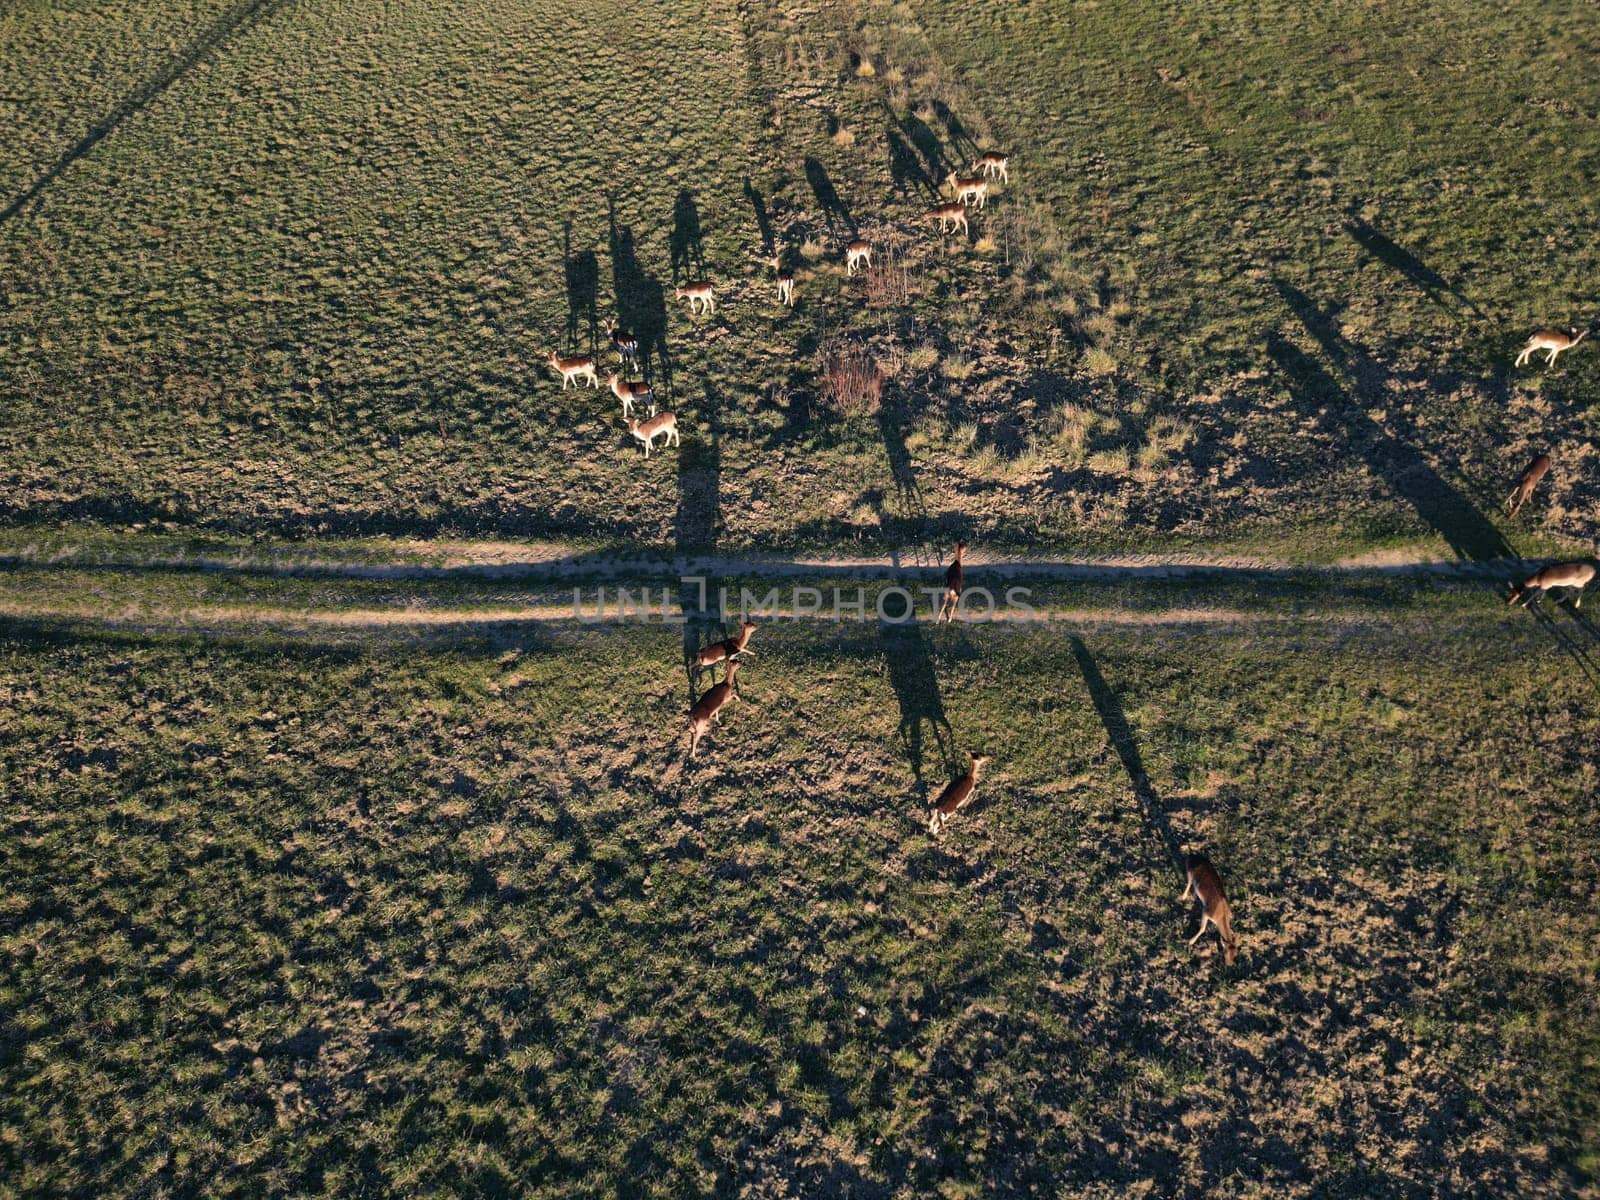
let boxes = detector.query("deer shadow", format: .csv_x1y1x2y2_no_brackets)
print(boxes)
1069,635,1185,878
804,157,856,239
562,221,600,354
2,0,295,225
931,99,982,162
1344,216,1485,321
873,397,934,566
676,378,724,667
670,189,705,285
744,177,776,257
1271,280,1513,564
607,197,671,395
880,620,957,786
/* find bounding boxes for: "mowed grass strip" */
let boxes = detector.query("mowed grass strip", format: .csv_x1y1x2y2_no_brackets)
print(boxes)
2,617,1596,1195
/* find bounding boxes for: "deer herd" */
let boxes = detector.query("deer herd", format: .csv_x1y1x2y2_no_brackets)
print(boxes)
535,130,1596,971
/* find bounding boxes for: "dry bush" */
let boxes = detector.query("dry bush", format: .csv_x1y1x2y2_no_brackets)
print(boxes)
819,343,884,421
864,249,912,307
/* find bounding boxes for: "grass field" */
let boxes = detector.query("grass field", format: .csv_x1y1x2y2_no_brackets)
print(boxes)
3,0,1598,559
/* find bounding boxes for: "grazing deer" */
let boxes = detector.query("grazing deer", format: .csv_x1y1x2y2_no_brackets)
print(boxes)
1508,561,1597,608
1507,453,1552,518
935,541,966,622
927,752,990,835
627,411,679,458
547,351,598,390
1183,854,1240,965
610,326,639,365
1515,327,1587,367
973,151,1010,183
687,659,741,757
927,202,970,236
947,171,989,210
607,372,654,419
675,281,716,315
777,269,795,306
846,239,873,275
690,621,758,681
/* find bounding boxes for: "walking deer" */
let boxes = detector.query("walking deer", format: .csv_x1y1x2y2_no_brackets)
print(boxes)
1515,327,1587,367
927,752,990,835
1508,561,1596,608
607,372,654,419
610,326,639,365
1183,854,1240,965
927,202,970,236
935,541,966,622
675,281,716,315
973,151,1010,184
627,411,679,458
687,659,741,757
846,239,873,275
547,351,598,390
690,621,758,681
777,269,795,306
1506,454,1552,518
947,171,989,209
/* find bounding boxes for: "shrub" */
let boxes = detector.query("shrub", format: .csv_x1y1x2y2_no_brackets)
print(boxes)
819,344,883,421
864,250,912,307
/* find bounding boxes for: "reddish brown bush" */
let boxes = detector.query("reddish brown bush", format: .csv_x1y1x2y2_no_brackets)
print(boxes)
819,345,883,421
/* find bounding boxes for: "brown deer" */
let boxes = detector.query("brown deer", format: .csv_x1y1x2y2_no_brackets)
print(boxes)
690,621,758,682
674,281,716,315
936,541,966,623
845,239,873,275
927,752,991,835
1508,561,1597,608
946,170,990,210
610,326,639,366
1515,327,1587,367
626,411,679,458
926,202,970,236
1183,854,1240,965
607,372,654,419
973,151,1010,184
547,351,598,390
687,659,741,757
777,269,795,306
1506,453,1552,518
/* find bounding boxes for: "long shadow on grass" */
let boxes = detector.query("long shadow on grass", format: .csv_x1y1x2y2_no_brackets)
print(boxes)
1271,281,1513,563
1068,635,1184,877
607,197,671,396
1344,216,1484,322
804,157,856,239
879,617,956,786
872,396,936,567
562,222,600,355
676,380,725,676
1,0,293,225
670,190,705,285
743,177,776,257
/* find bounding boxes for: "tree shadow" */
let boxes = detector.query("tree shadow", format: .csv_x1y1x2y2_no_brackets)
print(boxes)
608,197,671,394
670,190,705,285
1,0,294,225
1344,216,1485,321
562,221,599,354
676,379,724,667
879,620,955,785
743,177,775,257
1271,280,1513,563
804,157,856,238
1068,635,1185,877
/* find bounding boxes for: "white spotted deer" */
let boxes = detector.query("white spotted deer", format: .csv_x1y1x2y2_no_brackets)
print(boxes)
547,351,598,390
687,659,741,758
607,372,654,419
675,281,716,315
690,621,758,683
1183,854,1240,965
627,410,679,458
946,170,989,210
1508,561,1596,608
1515,327,1587,368
926,752,990,835
1506,454,1551,519
927,202,970,237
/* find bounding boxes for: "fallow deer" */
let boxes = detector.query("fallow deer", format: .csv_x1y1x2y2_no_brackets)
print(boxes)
927,752,990,835
1507,453,1552,519
936,541,966,623
607,372,654,419
1183,854,1240,965
947,171,989,210
690,621,758,682
973,151,1010,184
1515,327,1587,367
610,326,639,365
627,411,679,458
687,659,741,757
675,281,716,315
846,239,873,275
547,351,598,390
927,202,970,236
777,269,795,306
1508,561,1597,608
